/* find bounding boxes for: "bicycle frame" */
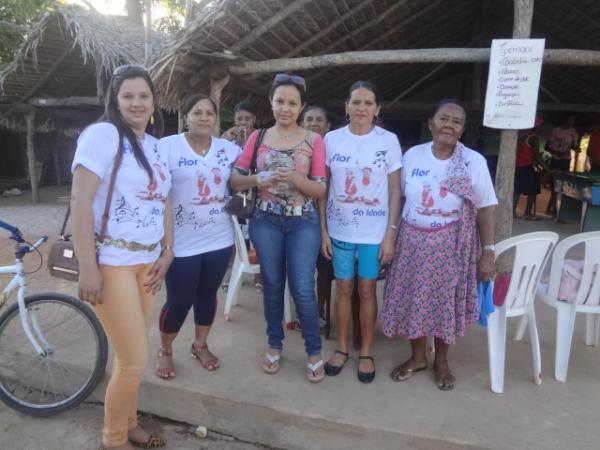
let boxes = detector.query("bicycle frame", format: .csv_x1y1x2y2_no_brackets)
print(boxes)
0,236,51,357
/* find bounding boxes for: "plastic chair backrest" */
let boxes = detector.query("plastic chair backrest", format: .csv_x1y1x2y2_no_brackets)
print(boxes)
231,216,251,266
546,231,600,307
495,231,558,311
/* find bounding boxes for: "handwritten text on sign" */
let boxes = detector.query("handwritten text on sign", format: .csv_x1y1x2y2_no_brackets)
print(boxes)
483,39,545,130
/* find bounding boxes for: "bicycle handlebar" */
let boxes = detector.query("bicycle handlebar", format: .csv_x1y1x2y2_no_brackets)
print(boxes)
0,220,19,235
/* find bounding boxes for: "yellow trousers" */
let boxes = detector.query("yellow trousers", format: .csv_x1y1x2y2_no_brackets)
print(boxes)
94,263,154,447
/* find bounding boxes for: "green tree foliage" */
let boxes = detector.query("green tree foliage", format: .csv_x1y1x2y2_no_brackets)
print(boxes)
0,0,57,69
153,0,185,34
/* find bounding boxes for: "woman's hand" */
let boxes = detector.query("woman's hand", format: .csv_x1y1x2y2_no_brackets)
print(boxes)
255,173,277,190
78,265,103,305
274,167,300,186
144,251,174,294
478,251,495,281
321,231,333,260
378,231,396,265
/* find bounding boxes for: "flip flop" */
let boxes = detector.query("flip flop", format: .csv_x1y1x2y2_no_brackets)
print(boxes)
390,362,427,382
306,359,325,383
262,352,281,374
434,369,456,391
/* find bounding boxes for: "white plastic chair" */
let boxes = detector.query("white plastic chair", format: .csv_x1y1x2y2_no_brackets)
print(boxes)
514,231,600,382
487,231,559,393
224,216,291,325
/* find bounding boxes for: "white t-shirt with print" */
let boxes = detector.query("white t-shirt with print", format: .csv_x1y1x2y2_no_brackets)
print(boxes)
401,142,497,229
325,125,403,244
162,134,241,257
71,122,171,266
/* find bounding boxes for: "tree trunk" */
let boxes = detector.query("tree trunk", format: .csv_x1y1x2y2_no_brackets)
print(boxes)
26,111,39,203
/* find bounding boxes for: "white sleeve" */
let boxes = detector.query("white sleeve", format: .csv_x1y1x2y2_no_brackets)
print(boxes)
71,123,119,179
471,154,498,208
324,132,332,167
386,133,403,173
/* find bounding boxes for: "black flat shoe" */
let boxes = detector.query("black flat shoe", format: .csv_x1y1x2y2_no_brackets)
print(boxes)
357,356,375,383
324,350,349,376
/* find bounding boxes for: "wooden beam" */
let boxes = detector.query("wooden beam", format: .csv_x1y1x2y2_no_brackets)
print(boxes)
28,96,103,107
25,110,39,203
230,0,313,53
495,0,535,245
18,46,71,103
281,1,371,58
539,84,561,103
230,48,600,75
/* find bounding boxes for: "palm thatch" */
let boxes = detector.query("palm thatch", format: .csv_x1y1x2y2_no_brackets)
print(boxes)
151,0,600,123
0,4,170,134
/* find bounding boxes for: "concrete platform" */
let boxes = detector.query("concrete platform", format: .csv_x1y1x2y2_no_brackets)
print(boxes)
1,186,599,450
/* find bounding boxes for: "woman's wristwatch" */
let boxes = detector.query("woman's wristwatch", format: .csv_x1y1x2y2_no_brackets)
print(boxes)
482,244,495,253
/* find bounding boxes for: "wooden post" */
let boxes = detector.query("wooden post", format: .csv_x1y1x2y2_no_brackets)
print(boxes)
144,0,152,67
209,67,230,136
52,137,62,187
25,110,39,203
494,0,535,245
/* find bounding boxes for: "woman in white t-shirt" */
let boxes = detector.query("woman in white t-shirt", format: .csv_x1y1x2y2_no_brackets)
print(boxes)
320,81,402,383
156,95,241,380
71,65,172,450
379,99,497,391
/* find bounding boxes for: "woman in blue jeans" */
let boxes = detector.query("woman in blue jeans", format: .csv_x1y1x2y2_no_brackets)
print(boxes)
229,73,327,382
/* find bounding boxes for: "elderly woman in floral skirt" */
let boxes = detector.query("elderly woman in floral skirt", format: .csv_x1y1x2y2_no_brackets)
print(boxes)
379,99,497,391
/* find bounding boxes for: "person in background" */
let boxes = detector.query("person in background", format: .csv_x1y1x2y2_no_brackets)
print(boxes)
586,124,600,172
545,115,579,217
380,99,497,391
71,65,172,450
222,101,257,147
514,117,548,220
156,94,240,380
302,105,331,137
320,81,402,383
229,74,327,383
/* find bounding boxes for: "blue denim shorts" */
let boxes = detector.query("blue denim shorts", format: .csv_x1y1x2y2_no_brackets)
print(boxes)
331,238,381,280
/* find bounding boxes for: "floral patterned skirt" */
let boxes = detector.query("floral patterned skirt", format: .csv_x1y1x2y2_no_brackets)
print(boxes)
379,220,479,345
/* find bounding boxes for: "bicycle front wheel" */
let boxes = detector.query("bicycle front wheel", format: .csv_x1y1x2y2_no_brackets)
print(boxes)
0,293,108,416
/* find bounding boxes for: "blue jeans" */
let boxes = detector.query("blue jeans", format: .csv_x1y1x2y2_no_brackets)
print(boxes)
249,209,322,356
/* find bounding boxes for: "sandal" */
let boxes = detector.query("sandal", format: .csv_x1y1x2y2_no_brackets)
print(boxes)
190,343,220,371
306,359,325,383
434,368,456,391
324,350,349,376
131,434,166,449
390,362,427,382
262,351,281,374
155,347,175,380
357,356,376,383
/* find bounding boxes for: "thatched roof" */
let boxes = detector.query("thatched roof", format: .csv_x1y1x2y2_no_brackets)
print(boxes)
0,4,170,134
151,0,600,123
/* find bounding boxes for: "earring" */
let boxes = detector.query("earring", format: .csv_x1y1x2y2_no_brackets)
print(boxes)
345,113,350,122
150,114,155,125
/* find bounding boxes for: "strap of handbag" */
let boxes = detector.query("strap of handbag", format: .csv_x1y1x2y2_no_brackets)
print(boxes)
250,128,267,175
60,135,124,241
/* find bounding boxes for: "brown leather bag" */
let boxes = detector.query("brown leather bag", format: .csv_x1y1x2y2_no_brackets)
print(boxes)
48,147,123,281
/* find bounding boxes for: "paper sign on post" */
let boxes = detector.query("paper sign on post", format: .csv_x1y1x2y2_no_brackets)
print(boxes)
483,39,545,130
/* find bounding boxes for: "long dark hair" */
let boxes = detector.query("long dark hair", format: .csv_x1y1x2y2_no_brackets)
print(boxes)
101,65,164,180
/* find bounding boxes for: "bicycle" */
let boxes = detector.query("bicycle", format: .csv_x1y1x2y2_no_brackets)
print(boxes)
0,220,108,416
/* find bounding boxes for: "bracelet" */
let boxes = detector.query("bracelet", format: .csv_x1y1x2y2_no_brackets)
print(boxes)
388,224,398,231
162,244,174,255
482,244,495,252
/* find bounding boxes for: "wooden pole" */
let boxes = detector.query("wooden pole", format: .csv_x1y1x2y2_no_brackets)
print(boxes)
209,73,230,136
145,0,152,67
25,110,39,203
495,0,535,245
52,145,62,187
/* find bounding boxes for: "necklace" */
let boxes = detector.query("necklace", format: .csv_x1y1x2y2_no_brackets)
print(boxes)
275,127,296,139
186,133,211,156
